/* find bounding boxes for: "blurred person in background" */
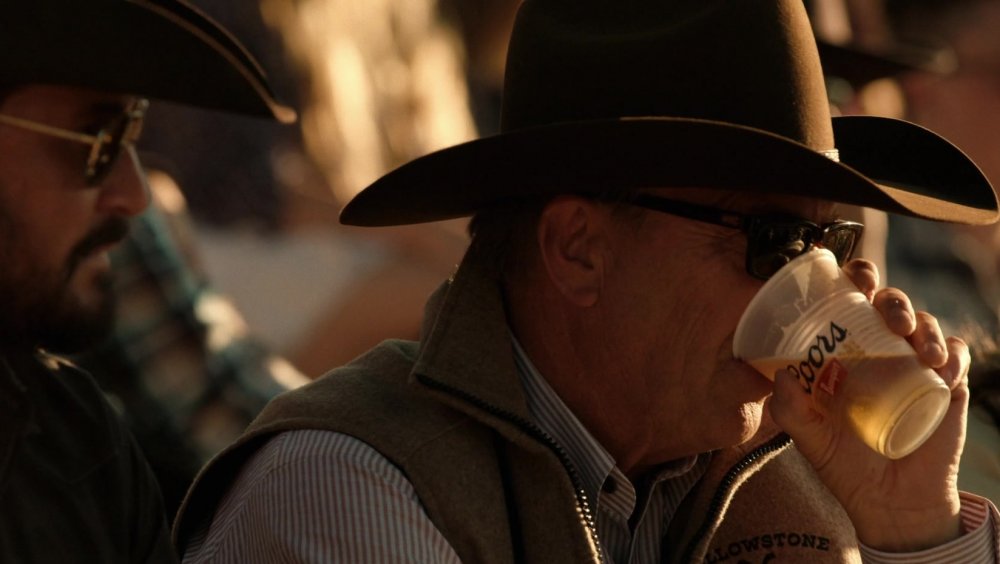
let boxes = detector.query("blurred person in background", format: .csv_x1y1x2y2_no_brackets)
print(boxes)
0,0,292,560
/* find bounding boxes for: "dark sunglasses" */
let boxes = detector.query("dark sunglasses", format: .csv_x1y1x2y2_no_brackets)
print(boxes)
0,98,149,185
627,193,864,280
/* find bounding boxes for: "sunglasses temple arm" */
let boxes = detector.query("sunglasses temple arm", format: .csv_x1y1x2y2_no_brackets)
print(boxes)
0,114,100,146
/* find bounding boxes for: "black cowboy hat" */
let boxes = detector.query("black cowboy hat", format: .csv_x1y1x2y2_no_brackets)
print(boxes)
341,0,998,226
0,0,294,122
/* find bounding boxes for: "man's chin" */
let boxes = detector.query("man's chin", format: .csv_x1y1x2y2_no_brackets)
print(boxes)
37,309,115,353
36,285,116,354
730,399,769,445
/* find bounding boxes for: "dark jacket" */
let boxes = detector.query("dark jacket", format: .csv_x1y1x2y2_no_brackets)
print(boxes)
177,240,864,563
0,350,177,563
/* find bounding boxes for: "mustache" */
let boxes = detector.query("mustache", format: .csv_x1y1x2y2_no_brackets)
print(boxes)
66,218,131,274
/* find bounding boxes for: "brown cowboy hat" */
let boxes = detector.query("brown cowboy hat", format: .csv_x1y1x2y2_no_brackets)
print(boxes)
0,0,294,123
341,0,997,226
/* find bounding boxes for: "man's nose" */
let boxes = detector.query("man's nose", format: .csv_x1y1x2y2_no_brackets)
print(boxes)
96,145,150,217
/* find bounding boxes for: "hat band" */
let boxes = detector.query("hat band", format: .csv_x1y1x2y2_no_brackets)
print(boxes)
820,148,841,162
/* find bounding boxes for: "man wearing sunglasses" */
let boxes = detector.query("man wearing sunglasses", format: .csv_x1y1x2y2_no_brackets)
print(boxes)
0,1,292,562
179,0,999,562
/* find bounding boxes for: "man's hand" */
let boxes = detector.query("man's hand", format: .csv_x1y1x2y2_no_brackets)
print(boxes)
768,259,970,552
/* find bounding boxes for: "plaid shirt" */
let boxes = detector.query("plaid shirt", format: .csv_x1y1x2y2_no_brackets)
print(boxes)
72,193,307,521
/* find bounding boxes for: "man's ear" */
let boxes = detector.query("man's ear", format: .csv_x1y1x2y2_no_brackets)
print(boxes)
536,196,607,307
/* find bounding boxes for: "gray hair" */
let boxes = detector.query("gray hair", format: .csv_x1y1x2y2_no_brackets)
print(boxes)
466,187,648,285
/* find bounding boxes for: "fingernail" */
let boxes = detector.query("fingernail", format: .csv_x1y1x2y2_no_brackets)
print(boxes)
938,364,955,386
923,341,945,359
889,306,912,327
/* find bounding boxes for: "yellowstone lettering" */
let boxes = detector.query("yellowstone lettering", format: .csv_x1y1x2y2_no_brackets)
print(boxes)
703,532,831,563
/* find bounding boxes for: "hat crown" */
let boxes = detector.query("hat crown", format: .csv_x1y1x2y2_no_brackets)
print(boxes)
501,0,835,152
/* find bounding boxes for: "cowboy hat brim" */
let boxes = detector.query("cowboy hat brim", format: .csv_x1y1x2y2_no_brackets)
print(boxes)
1,0,294,122
340,115,998,226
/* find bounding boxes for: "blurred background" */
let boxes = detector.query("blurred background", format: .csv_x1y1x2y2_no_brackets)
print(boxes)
78,0,998,519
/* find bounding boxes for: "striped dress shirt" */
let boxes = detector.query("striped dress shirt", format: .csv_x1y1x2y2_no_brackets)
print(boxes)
184,339,997,563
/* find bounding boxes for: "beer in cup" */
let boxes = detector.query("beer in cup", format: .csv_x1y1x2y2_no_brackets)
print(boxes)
733,249,950,459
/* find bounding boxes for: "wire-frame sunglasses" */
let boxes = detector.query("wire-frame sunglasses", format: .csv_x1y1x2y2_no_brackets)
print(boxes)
626,193,864,280
0,98,149,185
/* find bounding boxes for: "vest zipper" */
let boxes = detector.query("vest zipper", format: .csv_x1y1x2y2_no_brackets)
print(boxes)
416,374,605,563
678,434,792,563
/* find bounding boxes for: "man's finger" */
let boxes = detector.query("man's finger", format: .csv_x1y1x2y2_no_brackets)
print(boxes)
871,289,916,337
843,259,879,300
938,337,971,391
909,311,948,369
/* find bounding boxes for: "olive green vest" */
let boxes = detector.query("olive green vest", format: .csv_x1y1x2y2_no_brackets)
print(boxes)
175,242,861,563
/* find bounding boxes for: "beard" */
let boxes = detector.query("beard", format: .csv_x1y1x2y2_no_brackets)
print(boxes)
0,217,128,354
38,270,118,353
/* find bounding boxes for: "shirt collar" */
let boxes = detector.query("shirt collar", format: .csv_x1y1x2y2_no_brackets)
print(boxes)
511,335,615,505
510,336,706,504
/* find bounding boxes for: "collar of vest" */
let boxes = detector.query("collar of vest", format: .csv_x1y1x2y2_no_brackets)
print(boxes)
410,236,535,424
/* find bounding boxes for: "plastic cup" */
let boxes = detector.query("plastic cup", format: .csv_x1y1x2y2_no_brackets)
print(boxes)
733,248,950,459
